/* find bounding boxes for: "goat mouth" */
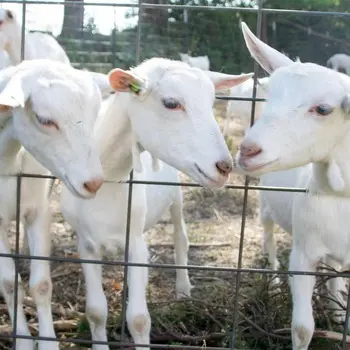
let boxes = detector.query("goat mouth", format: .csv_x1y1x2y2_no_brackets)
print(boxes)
63,175,95,199
239,158,278,174
194,164,227,188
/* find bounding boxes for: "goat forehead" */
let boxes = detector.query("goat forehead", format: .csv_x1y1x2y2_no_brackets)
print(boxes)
31,83,97,123
268,66,344,107
158,70,213,98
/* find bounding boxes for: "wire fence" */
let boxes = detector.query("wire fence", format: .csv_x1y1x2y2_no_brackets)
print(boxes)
0,0,350,349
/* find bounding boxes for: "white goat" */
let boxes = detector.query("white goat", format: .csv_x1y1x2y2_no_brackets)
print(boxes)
0,9,70,65
60,57,253,350
239,27,348,309
327,53,350,75
224,76,269,135
236,22,350,350
0,59,111,350
179,53,210,70
0,49,11,69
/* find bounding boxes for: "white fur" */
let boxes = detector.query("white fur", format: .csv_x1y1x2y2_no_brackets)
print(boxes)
0,9,70,65
0,49,12,69
236,22,350,350
0,59,109,350
179,53,210,71
224,76,268,135
327,53,350,75
60,57,253,350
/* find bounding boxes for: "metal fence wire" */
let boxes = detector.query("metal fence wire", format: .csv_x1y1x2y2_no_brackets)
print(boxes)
0,0,350,349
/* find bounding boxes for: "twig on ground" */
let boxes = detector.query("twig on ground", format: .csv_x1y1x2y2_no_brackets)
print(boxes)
24,296,83,318
0,297,83,320
0,320,78,336
238,311,290,341
151,331,226,343
148,243,232,249
274,328,350,342
154,316,227,343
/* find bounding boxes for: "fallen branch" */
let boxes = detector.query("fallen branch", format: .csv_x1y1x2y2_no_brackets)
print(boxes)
23,297,83,318
149,243,232,249
0,298,83,320
237,311,290,341
0,320,78,336
274,328,350,343
151,331,226,343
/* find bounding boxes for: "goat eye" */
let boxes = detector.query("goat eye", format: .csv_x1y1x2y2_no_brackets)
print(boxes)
36,115,59,130
309,104,333,116
162,98,183,110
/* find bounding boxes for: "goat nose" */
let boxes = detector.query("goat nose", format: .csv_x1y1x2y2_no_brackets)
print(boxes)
83,177,104,194
240,141,262,158
215,160,233,176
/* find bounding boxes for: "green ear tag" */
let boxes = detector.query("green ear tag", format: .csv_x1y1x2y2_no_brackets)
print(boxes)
129,82,141,94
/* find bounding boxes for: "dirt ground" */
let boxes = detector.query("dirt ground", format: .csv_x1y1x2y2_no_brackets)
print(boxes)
0,111,341,350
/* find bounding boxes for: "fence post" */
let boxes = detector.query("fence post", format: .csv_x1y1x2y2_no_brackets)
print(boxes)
111,27,117,67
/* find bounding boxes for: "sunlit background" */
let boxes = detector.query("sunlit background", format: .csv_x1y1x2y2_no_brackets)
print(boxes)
0,0,138,35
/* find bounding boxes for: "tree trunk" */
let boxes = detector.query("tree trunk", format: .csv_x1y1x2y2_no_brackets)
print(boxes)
61,0,84,38
141,0,168,35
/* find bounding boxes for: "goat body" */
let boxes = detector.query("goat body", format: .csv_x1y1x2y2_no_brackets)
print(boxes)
0,9,70,65
60,57,253,350
327,53,350,75
236,22,350,350
179,53,210,70
0,59,110,350
259,167,347,325
0,124,53,350
224,76,268,135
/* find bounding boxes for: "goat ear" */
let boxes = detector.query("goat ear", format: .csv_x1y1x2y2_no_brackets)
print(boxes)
0,75,29,110
241,22,293,74
205,71,254,91
108,68,147,95
88,71,114,99
257,78,269,92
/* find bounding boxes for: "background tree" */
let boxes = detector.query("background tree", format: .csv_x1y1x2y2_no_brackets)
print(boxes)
123,0,350,74
58,0,350,75
142,0,169,35
61,0,84,38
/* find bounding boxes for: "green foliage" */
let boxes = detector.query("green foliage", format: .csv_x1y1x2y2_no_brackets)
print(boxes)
84,16,99,35
60,0,350,77
121,0,350,74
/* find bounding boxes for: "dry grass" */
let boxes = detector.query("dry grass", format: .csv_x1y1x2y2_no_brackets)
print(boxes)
0,106,347,349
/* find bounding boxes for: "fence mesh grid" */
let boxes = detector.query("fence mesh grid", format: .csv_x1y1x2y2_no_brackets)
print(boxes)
0,0,349,349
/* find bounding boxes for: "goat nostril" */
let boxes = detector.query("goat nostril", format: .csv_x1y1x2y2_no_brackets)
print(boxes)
215,160,233,176
240,142,262,157
83,177,104,194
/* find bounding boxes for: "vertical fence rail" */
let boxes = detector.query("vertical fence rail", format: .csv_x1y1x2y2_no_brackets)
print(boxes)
0,0,349,349
11,3,27,348
119,1,143,346
230,2,264,347
12,176,22,350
